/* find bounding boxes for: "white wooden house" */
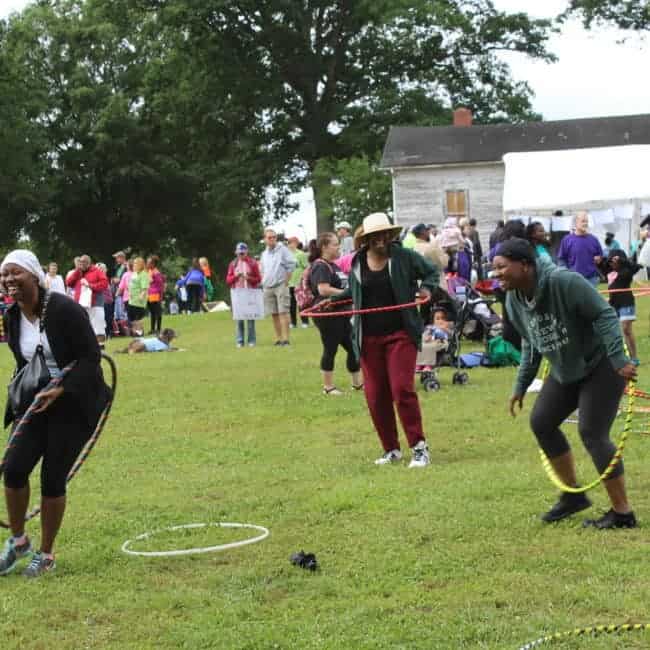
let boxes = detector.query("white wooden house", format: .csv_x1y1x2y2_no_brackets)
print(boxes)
380,110,650,248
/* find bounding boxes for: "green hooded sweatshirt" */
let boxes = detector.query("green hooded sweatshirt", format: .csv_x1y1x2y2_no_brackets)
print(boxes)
333,242,439,360
506,256,628,397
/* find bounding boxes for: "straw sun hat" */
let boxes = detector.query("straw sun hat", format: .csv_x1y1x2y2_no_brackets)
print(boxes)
356,212,402,245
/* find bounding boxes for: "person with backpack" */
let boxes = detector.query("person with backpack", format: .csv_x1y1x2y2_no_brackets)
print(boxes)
308,233,362,395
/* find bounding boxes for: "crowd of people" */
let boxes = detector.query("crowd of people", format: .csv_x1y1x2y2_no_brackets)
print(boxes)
0,251,220,349
0,207,646,577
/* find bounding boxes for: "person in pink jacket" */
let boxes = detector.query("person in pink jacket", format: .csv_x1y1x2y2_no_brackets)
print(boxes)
147,255,165,335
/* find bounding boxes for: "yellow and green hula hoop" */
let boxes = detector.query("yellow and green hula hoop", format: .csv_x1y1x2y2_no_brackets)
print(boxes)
519,622,650,649
537,359,636,494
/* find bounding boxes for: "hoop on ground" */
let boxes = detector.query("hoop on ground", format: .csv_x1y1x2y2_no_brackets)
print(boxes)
121,522,270,557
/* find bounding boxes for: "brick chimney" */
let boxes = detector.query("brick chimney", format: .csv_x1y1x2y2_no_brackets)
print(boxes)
453,107,473,127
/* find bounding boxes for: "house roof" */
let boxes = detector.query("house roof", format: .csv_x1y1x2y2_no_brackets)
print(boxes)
380,113,650,169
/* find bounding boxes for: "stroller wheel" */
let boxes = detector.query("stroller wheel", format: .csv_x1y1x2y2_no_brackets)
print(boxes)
424,379,440,392
453,371,469,385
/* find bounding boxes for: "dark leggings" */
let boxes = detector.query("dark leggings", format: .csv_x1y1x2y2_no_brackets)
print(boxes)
529,356,625,479
148,300,163,332
186,284,202,313
315,316,360,373
3,395,92,498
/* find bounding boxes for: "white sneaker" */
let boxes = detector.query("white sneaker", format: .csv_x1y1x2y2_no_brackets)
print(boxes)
408,441,430,468
375,449,402,465
301,323,309,328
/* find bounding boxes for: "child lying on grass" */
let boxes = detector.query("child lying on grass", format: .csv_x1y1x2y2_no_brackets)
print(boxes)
120,328,179,353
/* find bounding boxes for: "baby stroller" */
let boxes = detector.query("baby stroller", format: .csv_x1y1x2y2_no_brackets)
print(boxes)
417,278,501,392
416,294,466,392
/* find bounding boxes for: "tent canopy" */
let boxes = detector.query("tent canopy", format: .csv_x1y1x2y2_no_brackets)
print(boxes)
502,145,650,213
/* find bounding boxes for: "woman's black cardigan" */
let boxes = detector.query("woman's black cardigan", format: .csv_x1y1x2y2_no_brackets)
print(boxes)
4,292,111,428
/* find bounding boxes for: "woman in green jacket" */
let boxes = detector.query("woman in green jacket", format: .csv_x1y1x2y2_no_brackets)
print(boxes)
494,237,637,529
127,257,150,337
333,213,439,469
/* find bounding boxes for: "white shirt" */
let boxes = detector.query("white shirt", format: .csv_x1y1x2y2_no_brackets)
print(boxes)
19,313,61,377
45,274,66,294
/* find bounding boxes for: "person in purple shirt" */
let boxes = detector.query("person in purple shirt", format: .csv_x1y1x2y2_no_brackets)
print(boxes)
557,211,603,286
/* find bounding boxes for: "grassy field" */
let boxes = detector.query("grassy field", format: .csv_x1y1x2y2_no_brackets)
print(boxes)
1,304,650,649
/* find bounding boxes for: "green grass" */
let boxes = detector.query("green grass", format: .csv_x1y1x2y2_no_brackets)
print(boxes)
1,305,650,649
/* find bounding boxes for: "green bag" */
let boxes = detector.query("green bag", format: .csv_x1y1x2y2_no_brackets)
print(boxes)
204,277,215,301
487,336,521,367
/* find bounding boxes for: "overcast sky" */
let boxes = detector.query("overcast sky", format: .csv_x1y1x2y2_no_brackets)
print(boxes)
3,0,649,238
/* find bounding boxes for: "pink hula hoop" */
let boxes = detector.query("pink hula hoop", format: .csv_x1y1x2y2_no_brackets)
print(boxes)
300,295,431,318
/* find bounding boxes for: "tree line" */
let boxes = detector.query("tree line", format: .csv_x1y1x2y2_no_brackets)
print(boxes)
0,0,637,270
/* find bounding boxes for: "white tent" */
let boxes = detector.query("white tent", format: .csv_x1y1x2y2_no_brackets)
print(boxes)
503,145,650,213
503,145,650,251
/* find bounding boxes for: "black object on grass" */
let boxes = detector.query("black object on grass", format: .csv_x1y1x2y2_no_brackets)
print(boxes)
290,550,318,571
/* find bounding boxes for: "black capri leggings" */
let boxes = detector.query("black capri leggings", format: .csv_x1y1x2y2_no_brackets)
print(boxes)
148,300,163,332
315,315,360,374
3,394,92,498
529,356,625,480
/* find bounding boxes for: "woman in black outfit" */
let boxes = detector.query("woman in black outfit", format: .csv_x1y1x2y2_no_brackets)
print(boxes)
0,250,111,577
309,233,362,395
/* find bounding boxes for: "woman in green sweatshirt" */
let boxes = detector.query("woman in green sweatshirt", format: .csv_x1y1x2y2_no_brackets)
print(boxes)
493,238,638,529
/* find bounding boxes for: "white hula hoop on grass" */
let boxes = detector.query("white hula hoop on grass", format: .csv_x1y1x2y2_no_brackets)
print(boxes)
121,522,270,557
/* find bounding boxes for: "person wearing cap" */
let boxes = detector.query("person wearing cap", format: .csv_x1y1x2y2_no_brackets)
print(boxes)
493,237,638,529
111,251,128,328
331,212,440,468
0,250,111,576
226,242,262,347
412,223,448,290
411,223,448,326
286,236,309,329
260,228,296,346
335,221,354,256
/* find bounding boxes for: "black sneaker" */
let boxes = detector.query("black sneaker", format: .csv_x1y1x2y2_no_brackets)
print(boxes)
541,492,592,523
583,509,637,529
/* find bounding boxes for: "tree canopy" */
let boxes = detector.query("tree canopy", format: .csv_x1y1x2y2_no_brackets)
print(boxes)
564,0,650,30
0,0,556,264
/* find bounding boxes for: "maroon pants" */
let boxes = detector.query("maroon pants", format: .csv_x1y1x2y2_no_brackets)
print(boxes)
360,330,425,452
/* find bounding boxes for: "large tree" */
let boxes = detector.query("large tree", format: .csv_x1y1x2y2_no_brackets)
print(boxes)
0,0,277,265
153,0,555,231
564,0,650,30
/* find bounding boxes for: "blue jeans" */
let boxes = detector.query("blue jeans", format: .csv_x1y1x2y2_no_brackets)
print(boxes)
236,320,256,345
586,275,600,287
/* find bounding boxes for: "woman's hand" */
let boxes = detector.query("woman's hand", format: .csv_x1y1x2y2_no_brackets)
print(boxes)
417,288,432,302
32,386,64,413
618,363,638,381
509,393,524,417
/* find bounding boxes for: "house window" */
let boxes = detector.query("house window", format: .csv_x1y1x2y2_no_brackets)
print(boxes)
445,190,468,219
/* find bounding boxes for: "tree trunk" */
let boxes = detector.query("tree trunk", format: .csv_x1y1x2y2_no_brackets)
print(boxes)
311,172,333,235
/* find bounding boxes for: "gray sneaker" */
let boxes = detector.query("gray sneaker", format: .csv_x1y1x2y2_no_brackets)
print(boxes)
22,551,56,578
0,535,33,576
408,440,430,468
